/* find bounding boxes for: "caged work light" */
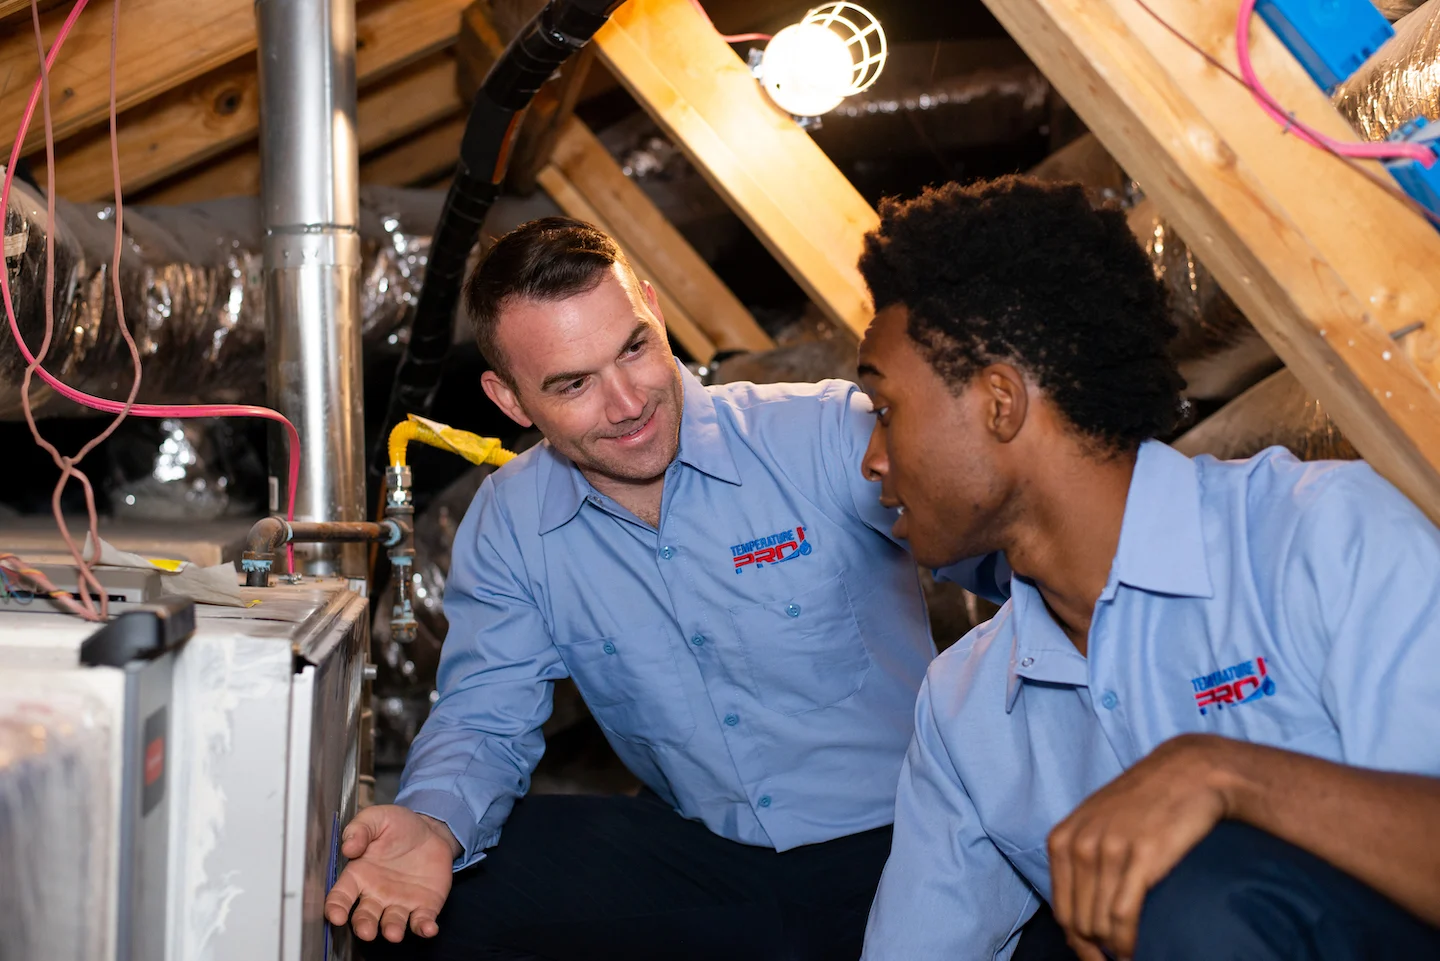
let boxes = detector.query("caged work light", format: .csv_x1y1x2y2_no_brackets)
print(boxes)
751,3,887,124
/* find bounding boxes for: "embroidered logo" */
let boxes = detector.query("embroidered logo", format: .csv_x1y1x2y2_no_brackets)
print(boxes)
730,525,812,573
1191,657,1276,715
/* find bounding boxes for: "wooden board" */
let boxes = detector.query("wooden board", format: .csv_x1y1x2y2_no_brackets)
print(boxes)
592,0,879,337
983,0,1440,520
0,0,256,150
137,53,464,205
545,115,772,355
45,0,469,201
358,113,467,186
537,163,717,364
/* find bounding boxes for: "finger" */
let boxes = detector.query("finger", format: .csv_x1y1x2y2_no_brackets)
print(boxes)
1066,932,1109,961
1068,828,1101,941
379,902,412,944
1090,833,1132,948
341,811,381,859
410,909,441,939
351,895,386,942
1048,822,1077,933
323,866,363,926
1108,848,1157,960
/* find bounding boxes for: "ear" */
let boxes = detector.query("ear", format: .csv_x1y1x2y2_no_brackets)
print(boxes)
481,370,534,429
640,279,665,329
979,363,1029,444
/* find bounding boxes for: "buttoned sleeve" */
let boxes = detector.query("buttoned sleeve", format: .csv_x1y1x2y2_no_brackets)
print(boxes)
820,380,1010,604
395,474,567,869
862,674,1037,960
1275,465,1440,774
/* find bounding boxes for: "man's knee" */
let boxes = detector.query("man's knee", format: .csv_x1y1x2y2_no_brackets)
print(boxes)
1135,822,1328,961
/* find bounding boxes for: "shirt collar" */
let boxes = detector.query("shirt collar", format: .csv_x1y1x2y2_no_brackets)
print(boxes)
1102,440,1214,602
1002,440,1212,712
538,363,740,535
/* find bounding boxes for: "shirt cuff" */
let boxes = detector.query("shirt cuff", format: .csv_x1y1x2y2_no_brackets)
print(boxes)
396,788,499,871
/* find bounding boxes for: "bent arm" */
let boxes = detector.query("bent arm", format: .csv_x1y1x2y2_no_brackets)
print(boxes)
1209,739,1440,926
396,477,566,869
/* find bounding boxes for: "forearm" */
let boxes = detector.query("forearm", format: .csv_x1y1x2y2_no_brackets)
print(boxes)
1198,735,1440,925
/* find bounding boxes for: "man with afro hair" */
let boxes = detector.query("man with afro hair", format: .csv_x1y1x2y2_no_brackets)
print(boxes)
854,176,1440,961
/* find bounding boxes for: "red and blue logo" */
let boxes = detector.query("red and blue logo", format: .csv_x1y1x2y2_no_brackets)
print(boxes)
731,525,811,573
1191,657,1276,716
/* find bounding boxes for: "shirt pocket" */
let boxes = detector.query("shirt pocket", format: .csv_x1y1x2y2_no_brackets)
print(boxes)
555,629,697,750
728,573,871,716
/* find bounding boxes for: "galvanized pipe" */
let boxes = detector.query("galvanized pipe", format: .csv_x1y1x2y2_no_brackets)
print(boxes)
257,0,367,576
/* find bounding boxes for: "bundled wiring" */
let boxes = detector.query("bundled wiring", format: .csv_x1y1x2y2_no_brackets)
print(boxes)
1,0,304,613
688,0,771,43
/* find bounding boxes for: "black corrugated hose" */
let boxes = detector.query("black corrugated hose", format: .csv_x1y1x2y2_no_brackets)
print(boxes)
368,0,624,487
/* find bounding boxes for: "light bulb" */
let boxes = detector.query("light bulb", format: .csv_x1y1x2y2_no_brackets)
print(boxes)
760,22,855,118
756,3,887,119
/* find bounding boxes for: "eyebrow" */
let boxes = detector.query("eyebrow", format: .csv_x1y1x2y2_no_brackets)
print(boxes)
539,321,650,393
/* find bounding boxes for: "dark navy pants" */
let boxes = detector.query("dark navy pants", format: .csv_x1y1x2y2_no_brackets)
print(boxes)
357,789,1072,961
1024,820,1440,961
1134,820,1440,960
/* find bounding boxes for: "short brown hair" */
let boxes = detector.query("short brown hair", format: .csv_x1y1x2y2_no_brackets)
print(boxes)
463,217,624,384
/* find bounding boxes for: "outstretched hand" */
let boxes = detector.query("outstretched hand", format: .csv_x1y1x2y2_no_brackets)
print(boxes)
324,804,460,943
1046,734,1234,961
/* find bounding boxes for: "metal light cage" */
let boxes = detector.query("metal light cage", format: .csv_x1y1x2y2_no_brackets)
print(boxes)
802,2,888,96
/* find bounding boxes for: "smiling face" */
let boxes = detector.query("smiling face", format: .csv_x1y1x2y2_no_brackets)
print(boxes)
857,304,1019,569
480,264,683,487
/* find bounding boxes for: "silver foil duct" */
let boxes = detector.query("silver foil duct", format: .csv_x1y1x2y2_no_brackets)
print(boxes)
1127,202,1282,400
1173,368,1360,462
0,183,441,420
1335,0,1440,141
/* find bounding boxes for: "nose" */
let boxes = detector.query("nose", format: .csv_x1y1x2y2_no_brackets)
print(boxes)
604,371,647,424
861,419,888,483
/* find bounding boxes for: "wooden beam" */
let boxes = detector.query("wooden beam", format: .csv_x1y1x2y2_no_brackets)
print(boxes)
544,115,773,355
982,0,1440,520
0,0,64,26
0,0,255,150
592,0,879,338
537,163,717,363
136,53,464,206
46,0,469,202
359,113,467,187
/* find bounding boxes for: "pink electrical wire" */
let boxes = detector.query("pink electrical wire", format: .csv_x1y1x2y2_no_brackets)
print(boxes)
2,0,301,599
688,0,771,43
1236,0,1436,166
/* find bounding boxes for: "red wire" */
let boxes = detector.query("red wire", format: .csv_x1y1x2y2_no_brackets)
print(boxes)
1234,0,1435,166
1127,0,1440,229
2,0,302,587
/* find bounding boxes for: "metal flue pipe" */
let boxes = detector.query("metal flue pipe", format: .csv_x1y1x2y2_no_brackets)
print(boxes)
257,0,367,576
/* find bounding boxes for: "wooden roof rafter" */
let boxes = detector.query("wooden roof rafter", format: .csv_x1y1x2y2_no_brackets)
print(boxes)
982,0,1440,522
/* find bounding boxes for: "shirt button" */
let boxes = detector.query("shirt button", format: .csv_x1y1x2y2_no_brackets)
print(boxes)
785,603,801,617
1020,656,1035,668
691,635,706,646
724,713,740,727
660,546,675,560
1100,690,1119,710
603,642,617,655
758,795,772,808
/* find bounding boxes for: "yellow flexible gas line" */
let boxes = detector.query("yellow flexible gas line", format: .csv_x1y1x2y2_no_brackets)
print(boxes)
388,414,517,470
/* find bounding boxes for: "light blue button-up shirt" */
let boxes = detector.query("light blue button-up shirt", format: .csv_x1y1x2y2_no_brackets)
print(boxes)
863,441,1440,960
398,367,987,867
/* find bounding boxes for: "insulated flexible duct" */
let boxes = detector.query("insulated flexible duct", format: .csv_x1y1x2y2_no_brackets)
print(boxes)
369,0,623,485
